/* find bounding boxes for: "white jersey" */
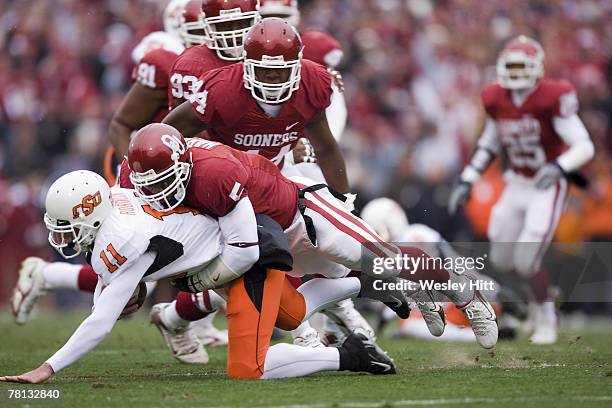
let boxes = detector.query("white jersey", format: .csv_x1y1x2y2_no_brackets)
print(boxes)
92,187,222,285
131,31,185,64
46,187,223,373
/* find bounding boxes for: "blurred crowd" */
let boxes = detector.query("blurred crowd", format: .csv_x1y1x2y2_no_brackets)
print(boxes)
0,0,611,303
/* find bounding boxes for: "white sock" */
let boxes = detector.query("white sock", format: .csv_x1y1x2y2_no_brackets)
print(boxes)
162,301,189,331
144,281,157,298
192,310,217,329
261,343,340,379
298,277,361,320
41,262,82,290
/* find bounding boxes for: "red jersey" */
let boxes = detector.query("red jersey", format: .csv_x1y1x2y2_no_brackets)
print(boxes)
301,30,343,68
131,48,180,122
119,139,299,229
168,45,232,108
190,59,333,166
481,78,578,177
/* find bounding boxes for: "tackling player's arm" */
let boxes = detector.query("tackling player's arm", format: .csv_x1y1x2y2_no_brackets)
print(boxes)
0,249,154,384
180,161,259,292
162,101,208,137
110,83,168,160
306,109,349,193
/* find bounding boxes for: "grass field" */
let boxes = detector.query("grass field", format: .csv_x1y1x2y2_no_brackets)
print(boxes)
1,311,611,408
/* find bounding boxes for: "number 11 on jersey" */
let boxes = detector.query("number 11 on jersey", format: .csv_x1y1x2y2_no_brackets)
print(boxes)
100,243,127,273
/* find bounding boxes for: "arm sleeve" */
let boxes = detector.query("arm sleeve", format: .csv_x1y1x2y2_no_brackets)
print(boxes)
218,197,259,276
552,114,594,172
460,118,500,183
184,198,259,291
325,83,347,142
45,252,155,373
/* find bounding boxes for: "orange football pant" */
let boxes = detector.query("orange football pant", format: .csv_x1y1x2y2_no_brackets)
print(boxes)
226,269,306,379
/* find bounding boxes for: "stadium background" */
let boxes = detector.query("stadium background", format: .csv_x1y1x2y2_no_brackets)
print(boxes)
0,0,610,311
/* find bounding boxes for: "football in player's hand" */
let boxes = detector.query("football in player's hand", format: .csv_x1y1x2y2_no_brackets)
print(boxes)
119,282,147,319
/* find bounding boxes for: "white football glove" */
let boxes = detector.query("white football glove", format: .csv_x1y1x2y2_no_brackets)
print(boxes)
534,163,564,190
448,182,472,215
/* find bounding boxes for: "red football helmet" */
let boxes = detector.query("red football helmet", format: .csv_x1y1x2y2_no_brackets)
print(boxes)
301,30,343,68
259,0,300,27
497,35,545,90
128,124,192,211
243,17,303,104
202,0,261,61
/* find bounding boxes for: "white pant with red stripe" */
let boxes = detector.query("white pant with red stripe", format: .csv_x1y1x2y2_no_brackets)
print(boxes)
284,177,401,279
487,171,568,278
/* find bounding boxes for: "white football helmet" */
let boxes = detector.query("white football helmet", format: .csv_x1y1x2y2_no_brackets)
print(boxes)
360,198,409,242
164,0,190,39
44,171,113,259
496,35,544,90
164,0,207,47
259,0,300,27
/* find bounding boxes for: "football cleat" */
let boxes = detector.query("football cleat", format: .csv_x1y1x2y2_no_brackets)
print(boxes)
322,299,376,344
410,290,446,337
190,312,228,347
358,275,410,319
459,290,498,349
11,257,48,325
293,327,325,348
150,303,209,364
529,302,558,345
339,329,396,375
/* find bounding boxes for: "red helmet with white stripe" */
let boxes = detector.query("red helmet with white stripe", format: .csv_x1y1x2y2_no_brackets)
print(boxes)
496,35,545,90
128,124,192,211
243,17,303,104
259,0,300,27
202,0,261,61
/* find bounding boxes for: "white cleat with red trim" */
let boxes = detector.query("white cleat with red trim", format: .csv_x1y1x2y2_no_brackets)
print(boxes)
11,257,48,325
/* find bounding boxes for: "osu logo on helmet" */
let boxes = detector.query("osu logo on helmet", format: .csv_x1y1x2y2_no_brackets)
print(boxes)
72,191,103,219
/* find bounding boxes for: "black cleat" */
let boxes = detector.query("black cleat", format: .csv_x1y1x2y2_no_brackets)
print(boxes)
339,330,396,375
358,275,410,319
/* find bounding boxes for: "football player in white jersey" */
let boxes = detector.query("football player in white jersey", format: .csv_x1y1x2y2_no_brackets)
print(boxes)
1,171,399,383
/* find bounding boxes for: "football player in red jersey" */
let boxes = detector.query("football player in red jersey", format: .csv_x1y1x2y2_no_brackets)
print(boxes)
126,123,500,352
448,36,594,344
162,18,350,194
258,1,364,347
108,0,206,164
168,0,262,109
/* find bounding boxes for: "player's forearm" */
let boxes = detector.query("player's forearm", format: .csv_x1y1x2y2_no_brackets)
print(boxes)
109,119,132,161
552,115,594,172
218,198,259,275
460,118,498,183
162,102,207,137
459,147,496,183
317,148,349,193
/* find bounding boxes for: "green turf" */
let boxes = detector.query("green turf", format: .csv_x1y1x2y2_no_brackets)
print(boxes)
1,311,611,408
